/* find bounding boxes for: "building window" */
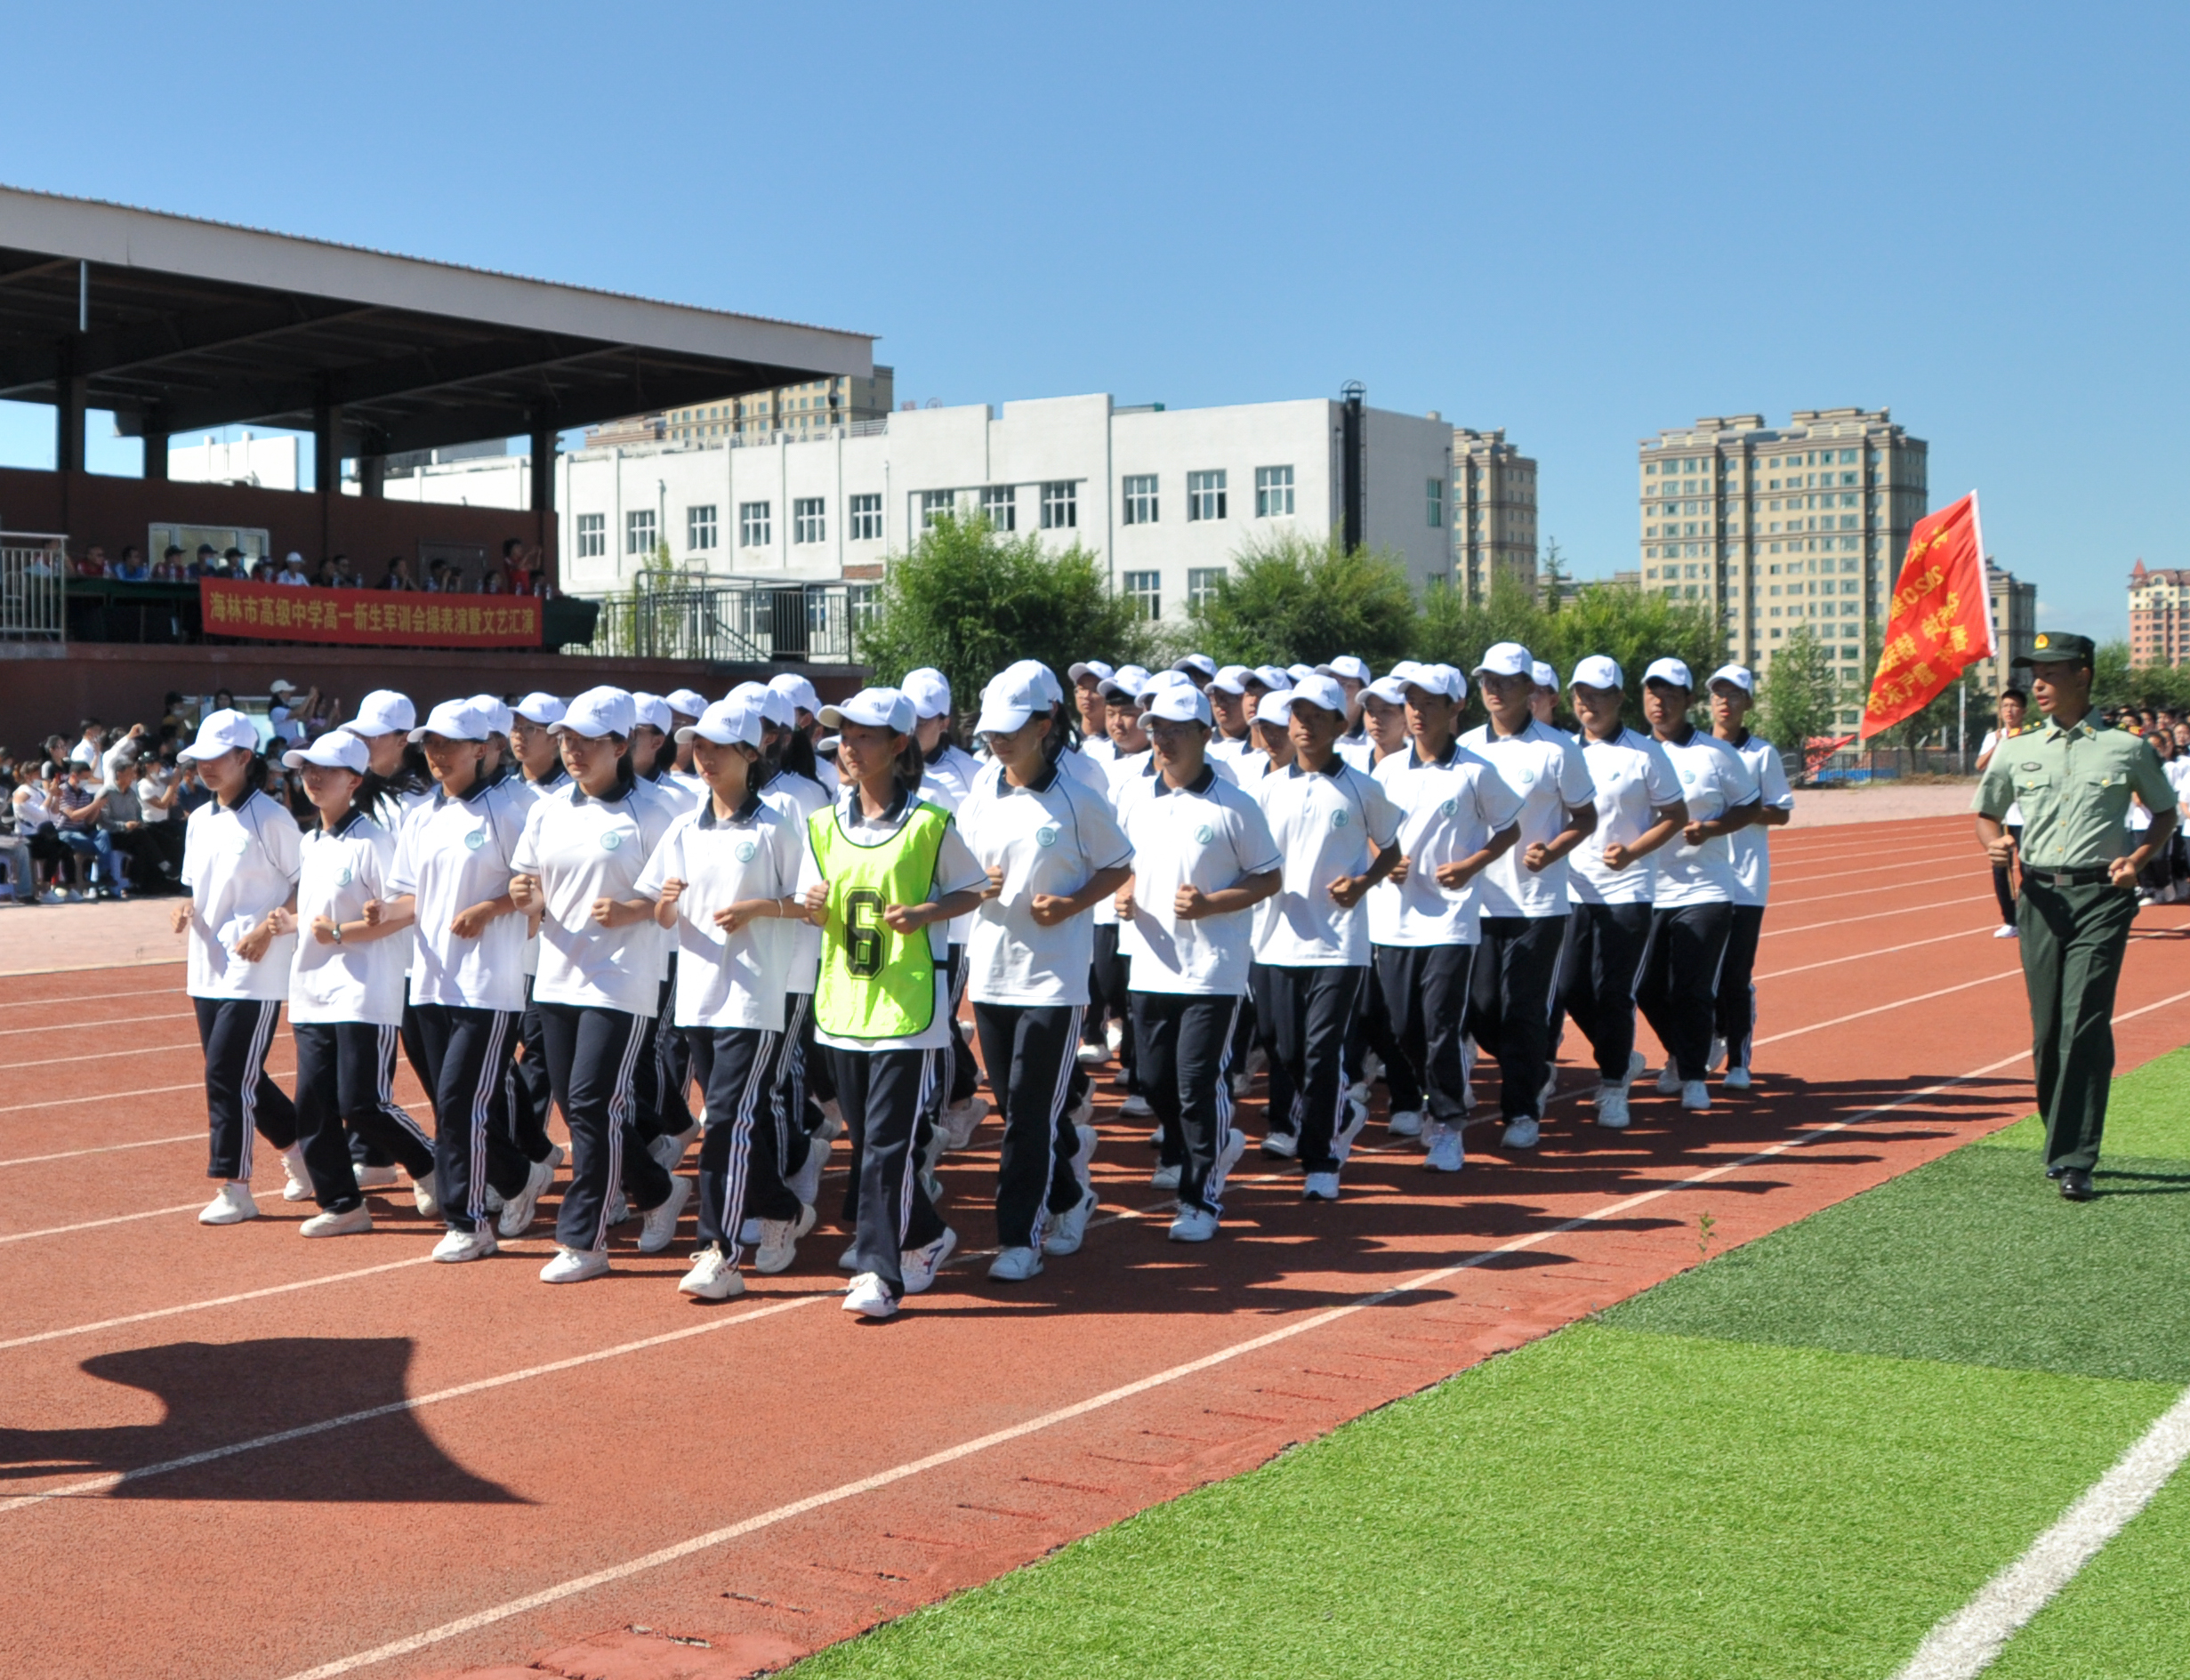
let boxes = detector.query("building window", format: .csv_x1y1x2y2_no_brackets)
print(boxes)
920,489,955,529
1041,481,1078,529
1255,465,1294,517
1427,478,1445,527
739,501,771,548
1187,470,1227,522
849,493,882,543
687,504,718,551
793,497,825,544
626,510,657,557
849,583,880,630
980,485,1018,531
1122,569,1161,618
1188,567,1226,609
1123,475,1159,526
576,513,605,559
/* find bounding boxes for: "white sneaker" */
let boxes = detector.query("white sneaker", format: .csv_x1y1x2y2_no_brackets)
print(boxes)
1119,1092,1154,1118
1707,1036,1728,1074
432,1226,497,1263
353,1164,399,1190
299,1203,372,1238
1627,1050,1648,1087
606,1191,632,1226
1076,1040,1107,1066
842,1272,897,1318
900,1226,958,1294
198,1182,258,1225
988,1244,1043,1282
812,1098,846,1142
280,1143,313,1202
1502,1115,1541,1150
940,1094,988,1152
786,1133,833,1211
1333,1100,1368,1164
1169,1204,1219,1242
1724,1065,1752,1092
1655,1064,1682,1095
753,1202,816,1274
1106,1018,1125,1057
1232,1070,1253,1099
680,1248,745,1298
1681,1080,1711,1113
1993,923,2019,939
1347,1077,1371,1105
497,1153,558,1239
649,1122,700,1172
540,1246,610,1283
1362,1051,1384,1084
1423,1123,1465,1173
484,1185,506,1214
1302,1170,1341,1202
1261,1128,1300,1160
1597,1087,1631,1129
410,1170,440,1220
1044,1188,1100,1256
1150,1162,1182,1190
637,1175,692,1254
1386,1108,1423,1139
1067,1086,1096,1131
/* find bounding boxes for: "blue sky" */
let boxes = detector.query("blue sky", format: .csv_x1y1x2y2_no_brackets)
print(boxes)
1,2,2181,634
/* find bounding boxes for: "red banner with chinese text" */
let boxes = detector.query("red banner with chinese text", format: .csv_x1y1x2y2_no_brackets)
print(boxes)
1859,492,1993,739
198,580,543,648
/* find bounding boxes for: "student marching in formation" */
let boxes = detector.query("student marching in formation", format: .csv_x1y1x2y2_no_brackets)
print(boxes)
904,666,989,1162
1370,663,1523,1170
959,663,1133,1276
1557,658,1687,1129
1460,644,1596,1150
502,692,571,1182
174,709,309,1226
1344,669,1420,1114
1092,668,1155,1120
628,693,702,1178
1705,666,1793,1091
1634,660,1760,1113
798,687,988,1320
282,728,435,1235
1974,688,2029,938
507,687,689,1282
635,692,815,1298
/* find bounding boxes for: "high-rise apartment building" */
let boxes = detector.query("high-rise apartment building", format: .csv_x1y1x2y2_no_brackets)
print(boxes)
2128,560,2190,667
1985,560,2038,694
1451,427,1537,599
1638,407,1928,713
586,366,896,449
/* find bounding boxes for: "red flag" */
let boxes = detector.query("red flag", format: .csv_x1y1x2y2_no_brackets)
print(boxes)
1859,492,1993,740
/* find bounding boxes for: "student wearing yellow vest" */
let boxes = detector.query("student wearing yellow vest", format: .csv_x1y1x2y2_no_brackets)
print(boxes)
798,688,988,1320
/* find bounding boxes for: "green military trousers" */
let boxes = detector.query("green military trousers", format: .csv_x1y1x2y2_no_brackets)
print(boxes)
2017,873,2139,1172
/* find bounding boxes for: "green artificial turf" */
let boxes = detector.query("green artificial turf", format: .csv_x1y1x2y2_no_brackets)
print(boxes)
791,1324,2173,1680
1979,1043,2190,1163
1602,1145,2190,1384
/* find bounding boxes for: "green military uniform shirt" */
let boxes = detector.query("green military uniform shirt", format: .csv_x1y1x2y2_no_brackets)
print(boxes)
1972,714,2178,870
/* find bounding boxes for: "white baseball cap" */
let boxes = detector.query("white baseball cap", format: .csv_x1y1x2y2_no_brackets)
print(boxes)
678,694,766,748
1137,670,1196,707
902,667,952,719
555,686,637,739
1099,667,1149,703
1569,655,1624,692
1391,661,1463,702
975,666,1053,736
1172,653,1217,680
1364,675,1409,705
468,695,513,738
178,708,263,762
996,658,1063,707
1531,661,1558,691
283,730,369,773
284,551,304,567
348,689,415,738
1143,682,1213,726
1286,663,1318,684
1708,663,1757,695
729,679,796,727
769,672,823,717
820,687,917,734
1256,689,1299,726
632,692,674,736
268,677,297,696
513,692,567,727
408,698,488,744
664,687,709,720
1474,642,1534,679
1316,655,1372,685
1285,673,1349,717
1252,665,1293,692
1210,664,1255,695
1643,657,1695,690
1067,659,1115,684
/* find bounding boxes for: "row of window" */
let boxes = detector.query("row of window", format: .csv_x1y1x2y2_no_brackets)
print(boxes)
1117,567,1229,622
1647,446,1872,474
1121,466,1299,527
574,494,888,559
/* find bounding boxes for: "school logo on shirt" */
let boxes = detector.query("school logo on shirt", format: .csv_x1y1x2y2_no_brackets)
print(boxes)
335,866,353,888
1440,798,1459,817
1195,824,1215,845
735,840,757,863
463,829,487,852
1516,768,1537,788
600,830,623,851
1331,808,1349,831
1035,824,1059,848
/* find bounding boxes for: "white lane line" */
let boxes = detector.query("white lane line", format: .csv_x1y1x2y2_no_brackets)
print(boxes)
1889,1386,2190,1680
8,1041,202,1071
0,1133,200,1169
0,1008,194,1039
0,1256,436,1352
1767,847,1971,888
1753,970,2021,1047
0,983,185,1008
273,1036,2115,1680
0,1203,204,1244
1766,895,1992,938
1758,927,1993,983
1775,871,1974,909
0,1068,294,1119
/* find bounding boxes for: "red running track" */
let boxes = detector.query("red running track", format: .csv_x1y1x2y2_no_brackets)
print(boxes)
1,813,2186,1680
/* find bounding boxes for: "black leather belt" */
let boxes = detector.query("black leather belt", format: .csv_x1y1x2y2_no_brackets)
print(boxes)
2030,864,2115,887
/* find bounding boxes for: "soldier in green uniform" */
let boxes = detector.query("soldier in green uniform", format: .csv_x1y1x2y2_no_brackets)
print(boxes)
1973,632,2178,1200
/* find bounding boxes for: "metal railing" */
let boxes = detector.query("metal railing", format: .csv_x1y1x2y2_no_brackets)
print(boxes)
0,532,68,642
573,576,861,664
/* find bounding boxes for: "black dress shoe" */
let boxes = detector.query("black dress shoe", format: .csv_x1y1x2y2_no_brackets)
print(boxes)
2059,1169,2095,1202
2046,1163,2068,1180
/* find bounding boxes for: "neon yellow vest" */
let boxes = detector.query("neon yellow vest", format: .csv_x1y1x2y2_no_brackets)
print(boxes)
809,800,950,1040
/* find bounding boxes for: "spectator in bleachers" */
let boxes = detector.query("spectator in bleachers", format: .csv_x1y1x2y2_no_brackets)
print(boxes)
268,679,311,745
157,545,188,581
54,760,119,899
380,556,418,591
116,545,152,583
276,551,311,587
68,719,106,768
73,545,112,579
8,765,68,902
100,757,162,894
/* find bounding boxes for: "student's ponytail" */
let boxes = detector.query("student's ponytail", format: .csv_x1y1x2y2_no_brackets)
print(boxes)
894,734,926,792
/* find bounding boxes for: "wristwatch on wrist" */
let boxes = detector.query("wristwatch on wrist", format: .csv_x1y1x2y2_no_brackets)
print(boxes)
330,921,344,944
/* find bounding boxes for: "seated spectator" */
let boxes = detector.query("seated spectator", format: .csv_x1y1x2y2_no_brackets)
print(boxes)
250,558,277,583
315,557,350,588
115,545,152,583
223,546,248,574
500,538,544,595
22,549,55,578
101,758,173,895
73,544,112,579
8,766,68,902
53,760,118,899
157,544,187,582
380,556,418,591
101,722,150,784
481,569,509,595
326,552,363,587
68,719,105,769
186,544,219,579
276,551,311,587
268,679,313,745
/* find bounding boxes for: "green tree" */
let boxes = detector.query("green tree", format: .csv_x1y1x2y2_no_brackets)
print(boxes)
1185,528,1415,670
853,514,1151,727
1758,625,1843,781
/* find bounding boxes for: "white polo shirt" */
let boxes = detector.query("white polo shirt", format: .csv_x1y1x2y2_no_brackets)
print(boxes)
1570,727,1687,907
390,776,532,1013
1077,735,1116,766
1118,765,1281,997
1251,758,1400,968
760,768,830,993
181,788,302,1001
1652,728,1760,908
634,792,802,1031
292,812,406,1026
958,759,1132,1008
922,742,982,808
1369,741,1526,946
1723,732,1795,907
511,771,680,1017
1091,751,1153,929
1461,718,1596,919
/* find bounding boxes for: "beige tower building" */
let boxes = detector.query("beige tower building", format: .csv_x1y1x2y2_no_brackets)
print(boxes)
1985,560,2038,693
1638,407,1928,718
588,366,896,448
1453,427,1537,599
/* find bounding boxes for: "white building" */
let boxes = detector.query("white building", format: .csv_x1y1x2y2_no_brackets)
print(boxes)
169,431,300,490
550,392,1460,621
